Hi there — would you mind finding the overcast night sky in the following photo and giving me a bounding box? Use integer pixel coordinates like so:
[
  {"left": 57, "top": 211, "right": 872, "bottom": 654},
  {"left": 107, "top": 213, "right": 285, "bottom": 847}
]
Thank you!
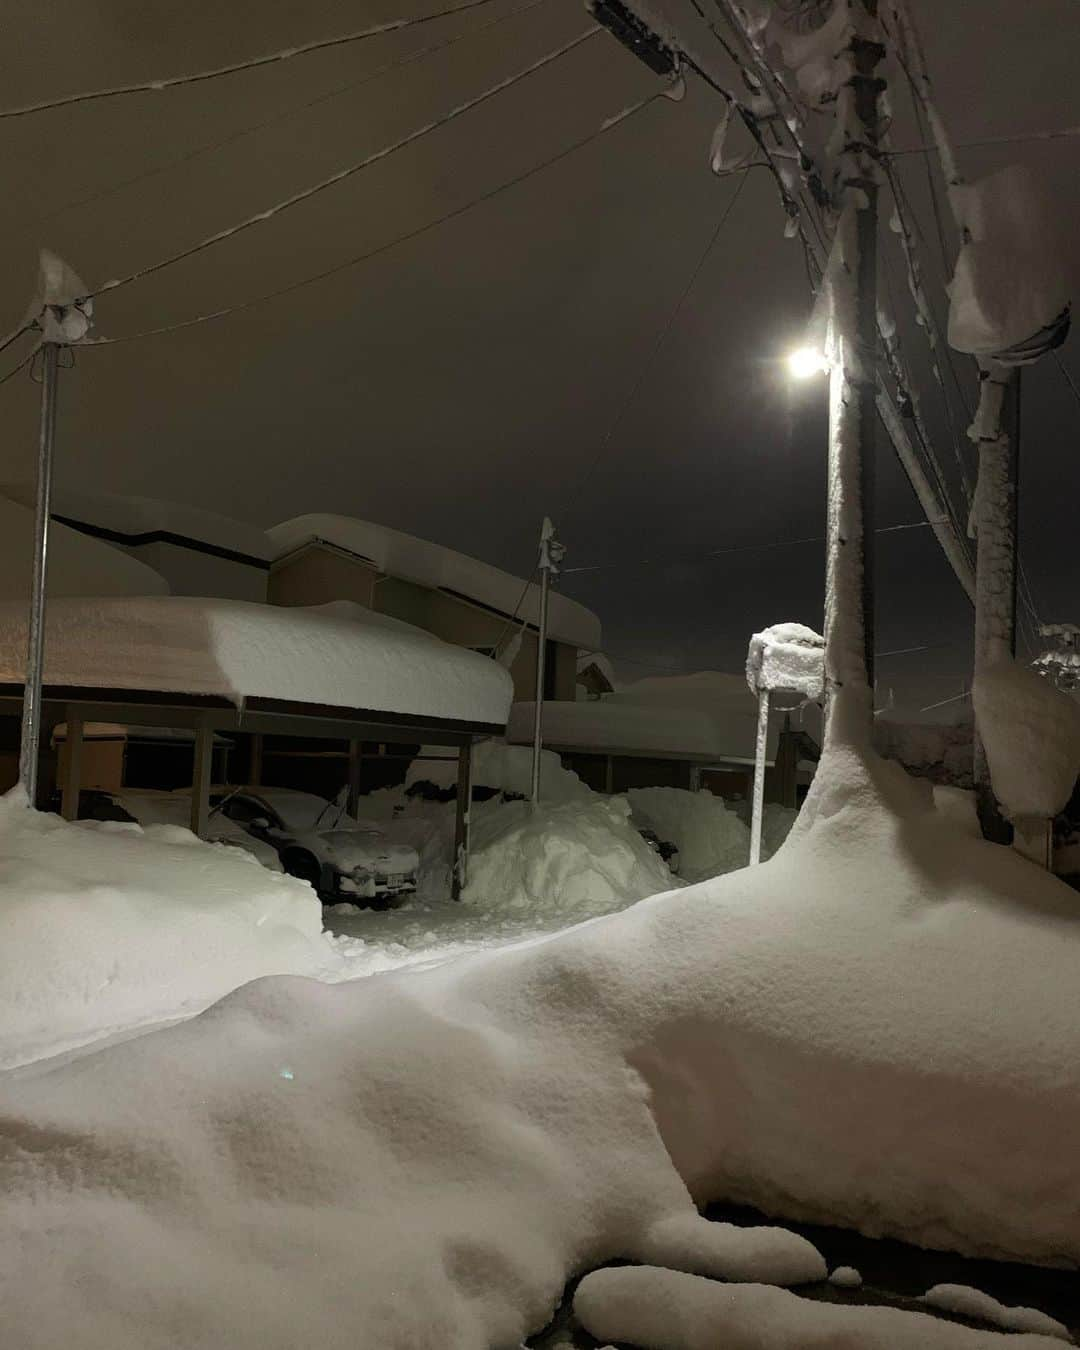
[{"left": 1, "top": 0, "right": 1078, "bottom": 711}]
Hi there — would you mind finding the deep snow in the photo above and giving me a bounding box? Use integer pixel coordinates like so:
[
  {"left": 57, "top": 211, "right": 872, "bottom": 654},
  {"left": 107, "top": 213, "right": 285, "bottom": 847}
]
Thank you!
[{"left": 2, "top": 742, "right": 1080, "bottom": 1348}]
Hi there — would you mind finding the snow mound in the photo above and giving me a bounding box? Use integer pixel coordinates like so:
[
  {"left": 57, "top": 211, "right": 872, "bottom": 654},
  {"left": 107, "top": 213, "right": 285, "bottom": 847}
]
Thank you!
[
  {"left": 4, "top": 745, "right": 1080, "bottom": 1345},
  {"left": 973, "top": 660, "right": 1080, "bottom": 817},
  {"left": 462, "top": 795, "right": 676, "bottom": 919},
  {"left": 574, "top": 1266, "right": 1063, "bottom": 1349},
  {"left": 628, "top": 787, "right": 750, "bottom": 881},
  {"left": 921, "top": 1284, "right": 1072, "bottom": 1341},
  {"left": 0, "top": 792, "right": 340, "bottom": 1068},
  {"left": 406, "top": 741, "right": 592, "bottom": 804}
]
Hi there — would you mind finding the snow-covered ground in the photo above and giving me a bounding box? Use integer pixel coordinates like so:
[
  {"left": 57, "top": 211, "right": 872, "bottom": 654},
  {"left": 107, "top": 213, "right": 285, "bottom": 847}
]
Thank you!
[{"left": 1, "top": 740, "right": 1079, "bottom": 1346}]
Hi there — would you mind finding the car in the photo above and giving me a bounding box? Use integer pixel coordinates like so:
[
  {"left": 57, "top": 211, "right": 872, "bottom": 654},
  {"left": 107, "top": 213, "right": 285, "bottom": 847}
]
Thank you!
[
  {"left": 638, "top": 826, "right": 680, "bottom": 876},
  {"left": 211, "top": 787, "right": 420, "bottom": 906}
]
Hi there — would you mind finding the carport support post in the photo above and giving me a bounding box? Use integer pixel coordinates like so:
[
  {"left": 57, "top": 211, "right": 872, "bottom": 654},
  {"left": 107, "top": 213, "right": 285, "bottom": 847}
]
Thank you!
[
  {"left": 190, "top": 724, "right": 213, "bottom": 838},
  {"left": 347, "top": 738, "right": 362, "bottom": 817},
  {"left": 19, "top": 341, "right": 60, "bottom": 807},
  {"left": 451, "top": 741, "right": 473, "bottom": 901},
  {"left": 749, "top": 689, "right": 769, "bottom": 866},
  {"left": 60, "top": 709, "right": 83, "bottom": 821},
  {"left": 249, "top": 732, "right": 263, "bottom": 786}
]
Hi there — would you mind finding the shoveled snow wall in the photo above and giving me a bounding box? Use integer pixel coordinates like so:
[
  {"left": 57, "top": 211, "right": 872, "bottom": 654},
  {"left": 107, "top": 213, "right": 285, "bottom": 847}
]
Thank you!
[
  {"left": 2, "top": 744, "right": 1080, "bottom": 1348},
  {"left": 0, "top": 792, "right": 342, "bottom": 1069}
]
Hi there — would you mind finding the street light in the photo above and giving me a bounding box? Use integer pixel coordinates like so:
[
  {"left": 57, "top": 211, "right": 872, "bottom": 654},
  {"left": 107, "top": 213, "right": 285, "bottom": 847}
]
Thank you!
[{"left": 787, "top": 346, "right": 829, "bottom": 379}]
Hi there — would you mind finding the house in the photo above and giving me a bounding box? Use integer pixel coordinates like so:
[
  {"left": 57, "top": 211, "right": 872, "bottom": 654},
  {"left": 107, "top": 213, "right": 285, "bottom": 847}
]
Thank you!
[
  {"left": 266, "top": 515, "right": 602, "bottom": 704},
  {"left": 507, "top": 671, "right": 821, "bottom": 803}
]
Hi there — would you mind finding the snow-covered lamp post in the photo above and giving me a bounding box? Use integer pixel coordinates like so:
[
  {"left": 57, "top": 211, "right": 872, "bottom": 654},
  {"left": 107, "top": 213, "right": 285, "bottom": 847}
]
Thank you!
[
  {"left": 18, "top": 252, "right": 93, "bottom": 807},
  {"left": 746, "top": 623, "right": 824, "bottom": 864}
]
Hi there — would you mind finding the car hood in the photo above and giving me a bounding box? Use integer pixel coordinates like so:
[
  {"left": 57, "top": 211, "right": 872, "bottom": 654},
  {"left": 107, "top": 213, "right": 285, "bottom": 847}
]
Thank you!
[{"left": 290, "top": 829, "right": 418, "bottom": 872}]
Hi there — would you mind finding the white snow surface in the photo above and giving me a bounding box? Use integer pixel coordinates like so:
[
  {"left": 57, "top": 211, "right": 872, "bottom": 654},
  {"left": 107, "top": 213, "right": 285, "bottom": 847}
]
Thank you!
[
  {"left": 0, "top": 494, "right": 168, "bottom": 603},
  {"left": 574, "top": 1267, "right": 1063, "bottom": 1349},
  {"left": 0, "top": 594, "right": 513, "bottom": 726},
  {"left": 973, "top": 660, "right": 1080, "bottom": 817},
  {"left": 948, "top": 165, "right": 1070, "bottom": 359},
  {"left": 746, "top": 621, "right": 825, "bottom": 699},
  {"left": 627, "top": 786, "right": 752, "bottom": 881},
  {"left": 267, "top": 512, "right": 602, "bottom": 650},
  {"left": 4, "top": 744, "right": 1080, "bottom": 1346},
  {"left": 406, "top": 741, "right": 592, "bottom": 803},
  {"left": 509, "top": 671, "right": 821, "bottom": 763},
  {"left": 921, "top": 1284, "right": 1072, "bottom": 1341},
  {"left": 0, "top": 791, "right": 340, "bottom": 1069},
  {"left": 828, "top": 1265, "right": 863, "bottom": 1288}
]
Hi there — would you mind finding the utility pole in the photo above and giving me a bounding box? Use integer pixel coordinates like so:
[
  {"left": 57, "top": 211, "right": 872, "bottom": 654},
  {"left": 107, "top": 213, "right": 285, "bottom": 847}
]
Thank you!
[
  {"left": 821, "top": 1, "right": 886, "bottom": 747},
  {"left": 530, "top": 517, "right": 565, "bottom": 804},
  {"left": 18, "top": 341, "right": 60, "bottom": 806}
]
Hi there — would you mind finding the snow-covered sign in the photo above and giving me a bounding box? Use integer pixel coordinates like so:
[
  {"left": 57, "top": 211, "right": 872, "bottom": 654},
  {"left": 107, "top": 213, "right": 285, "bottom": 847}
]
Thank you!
[
  {"left": 948, "top": 165, "right": 1071, "bottom": 364},
  {"left": 746, "top": 621, "right": 825, "bottom": 700}
]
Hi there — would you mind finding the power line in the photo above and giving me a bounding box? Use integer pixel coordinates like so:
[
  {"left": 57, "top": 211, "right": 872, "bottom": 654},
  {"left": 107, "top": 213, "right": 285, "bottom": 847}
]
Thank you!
[
  {"left": 83, "top": 87, "right": 667, "bottom": 345},
  {"left": 0, "top": 0, "right": 502, "bottom": 121},
  {"left": 36, "top": 0, "right": 550, "bottom": 224},
  {"left": 0, "top": 344, "right": 40, "bottom": 388},
  {"left": 562, "top": 168, "right": 751, "bottom": 517},
  {"left": 889, "top": 124, "right": 1080, "bottom": 158},
  {"left": 1055, "top": 350, "right": 1080, "bottom": 411},
  {"left": 563, "top": 519, "right": 938, "bottom": 576},
  {"left": 83, "top": 25, "right": 602, "bottom": 303}
]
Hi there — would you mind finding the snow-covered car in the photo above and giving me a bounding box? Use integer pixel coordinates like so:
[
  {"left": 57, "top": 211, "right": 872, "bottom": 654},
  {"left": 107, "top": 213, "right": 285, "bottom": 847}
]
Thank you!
[
  {"left": 638, "top": 827, "right": 680, "bottom": 875},
  {"left": 212, "top": 787, "right": 419, "bottom": 905}
]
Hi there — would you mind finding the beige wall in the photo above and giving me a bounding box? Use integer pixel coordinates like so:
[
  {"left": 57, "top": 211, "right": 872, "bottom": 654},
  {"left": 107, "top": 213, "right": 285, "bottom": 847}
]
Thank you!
[{"left": 269, "top": 545, "right": 579, "bottom": 701}]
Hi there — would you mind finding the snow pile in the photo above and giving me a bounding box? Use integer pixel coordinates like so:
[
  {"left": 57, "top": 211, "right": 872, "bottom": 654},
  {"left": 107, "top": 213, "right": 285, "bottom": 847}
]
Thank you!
[
  {"left": 0, "top": 791, "right": 341, "bottom": 1069},
  {"left": 0, "top": 594, "right": 513, "bottom": 727},
  {"left": 4, "top": 744, "right": 1080, "bottom": 1345},
  {"left": 574, "top": 1267, "right": 1063, "bottom": 1349},
  {"left": 973, "top": 660, "right": 1080, "bottom": 817},
  {"left": 874, "top": 712, "right": 974, "bottom": 787},
  {"left": 462, "top": 794, "right": 676, "bottom": 920},
  {"left": 921, "top": 1284, "right": 1071, "bottom": 1340},
  {"left": 948, "top": 165, "right": 1070, "bottom": 361},
  {"left": 406, "top": 741, "right": 592, "bottom": 804},
  {"left": 628, "top": 786, "right": 750, "bottom": 882},
  {"left": 746, "top": 621, "right": 824, "bottom": 699}
]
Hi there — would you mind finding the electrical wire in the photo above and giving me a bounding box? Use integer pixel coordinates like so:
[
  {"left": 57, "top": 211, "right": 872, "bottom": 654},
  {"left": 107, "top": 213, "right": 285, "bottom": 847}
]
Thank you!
[
  {"left": 84, "top": 26, "right": 602, "bottom": 303},
  {"left": 0, "top": 344, "right": 40, "bottom": 388},
  {"left": 36, "top": 0, "right": 551, "bottom": 224},
  {"left": 889, "top": 124, "right": 1080, "bottom": 158},
  {"left": 84, "top": 86, "right": 669, "bottom": 345},
  {"left": 1054, "top": 350, "right": 1080, "bottom": 411},
  {"left": 561, "top": 169, "right": 750, "bottom": 516},
  {"left": 0, "top": 0, "right": 503, "bottom": 120}
]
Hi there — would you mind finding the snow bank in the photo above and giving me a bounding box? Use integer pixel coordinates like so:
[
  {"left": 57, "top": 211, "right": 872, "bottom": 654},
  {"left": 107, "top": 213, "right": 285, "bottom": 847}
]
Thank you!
[
  {"left": 406, "top": 741, "right": 592, "bottom": 804},
  {"left": 921, "top": 1284, "right": 1071, "bottom": 1340},
  {"left": 628, "top": 786, "right": 750, "bottom": 881},
  {"left": 574, "top": 1267, "right": 1062, "bottom": 1349},
  {"left": 0, "top": 594, "right": 513, "bottom": 727},
  {"left": 0, "top": 792, "right": 339, "bottom": 1069},
  {"left": 4, "top": 744, "right": 1080, "bottom": 1346},
  {"left": 462, "top": 794, "right": 676, "bottom": 919},
  {"left": 973, "top": 660, "right": 1080, "bottom": 817}
]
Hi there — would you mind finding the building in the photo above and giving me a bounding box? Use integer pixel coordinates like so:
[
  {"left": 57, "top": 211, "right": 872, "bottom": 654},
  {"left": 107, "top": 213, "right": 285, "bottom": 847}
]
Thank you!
[{"left": 266, "top": 514, "right": 602, "bottom": 704}]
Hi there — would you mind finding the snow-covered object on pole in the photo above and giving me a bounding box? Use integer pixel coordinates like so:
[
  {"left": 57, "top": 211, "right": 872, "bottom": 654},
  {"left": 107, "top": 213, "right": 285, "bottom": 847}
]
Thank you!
[
  {"left": 746, "top": 622, "right": 824, "bottom": 863},
  {"left": 973, "top": 659, "right": 1080, "bottom": 822}
]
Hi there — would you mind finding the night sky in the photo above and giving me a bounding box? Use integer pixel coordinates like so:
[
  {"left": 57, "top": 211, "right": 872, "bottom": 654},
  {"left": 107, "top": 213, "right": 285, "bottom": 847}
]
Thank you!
[{"left": 1, "top": 0, "right": 1078, "bottom": 714}]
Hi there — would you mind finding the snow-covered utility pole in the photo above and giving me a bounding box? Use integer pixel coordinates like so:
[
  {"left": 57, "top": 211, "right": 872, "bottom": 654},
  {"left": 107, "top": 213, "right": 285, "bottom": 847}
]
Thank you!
[
  {"left": 749, "top": 688, "right": 770, "bottom": 865},
  {"left": 19, "top": 342, "right": 60, "bottom": 806},
  {"left": 17, "top": 252, "right": 93, "bottom": 807},
  {"left": 821, "top": 1, "right": 887, "bottom": 747},
  {"left": 530, "top": 518, "right": 565, "bottom": 804}
]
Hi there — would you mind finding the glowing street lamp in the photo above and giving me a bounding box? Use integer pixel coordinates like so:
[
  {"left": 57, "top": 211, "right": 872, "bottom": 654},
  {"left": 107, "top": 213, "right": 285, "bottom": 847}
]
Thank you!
[{"left": 786, "top": 346, "right": 828, "bottom": 380}]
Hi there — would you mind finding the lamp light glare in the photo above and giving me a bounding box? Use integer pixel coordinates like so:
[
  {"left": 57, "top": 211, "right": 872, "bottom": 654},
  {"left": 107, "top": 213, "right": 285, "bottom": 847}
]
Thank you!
[{"left": 787, "top": 346, "right": 828, "bottom": 379}]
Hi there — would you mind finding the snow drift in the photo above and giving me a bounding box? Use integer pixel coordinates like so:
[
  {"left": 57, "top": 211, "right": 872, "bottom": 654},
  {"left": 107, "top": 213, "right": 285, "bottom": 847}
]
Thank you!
[
  {"left": 2, "top": 743, "right": 1080, "bottom": 1347},
  {"left": 0, "top": 792, "right": 340, "bottom": 1068}
]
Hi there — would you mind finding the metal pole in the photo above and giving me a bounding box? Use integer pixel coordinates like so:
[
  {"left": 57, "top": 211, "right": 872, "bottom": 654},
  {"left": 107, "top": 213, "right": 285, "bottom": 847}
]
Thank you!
[
  {"left": 530, "top": 564, "right": 551, "bottom": 804},
  {"left": 452, "top": 740, "right": 473, "bottom": 901},
  {"left": 749, "top": 688, "right": 769, "bottom": 865},
  {"left": 19, "top": 342, "right": 60, "bottom": 806}
]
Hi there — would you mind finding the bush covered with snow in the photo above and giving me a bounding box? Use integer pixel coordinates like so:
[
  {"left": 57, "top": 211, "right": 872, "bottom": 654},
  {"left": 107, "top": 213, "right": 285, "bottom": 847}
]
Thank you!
[
  {"left": 0, "top": 792, "right": 342, "bottom": 1068},
  {"left": 973, "top": 660, "right": 1080, "bottom": 818}
]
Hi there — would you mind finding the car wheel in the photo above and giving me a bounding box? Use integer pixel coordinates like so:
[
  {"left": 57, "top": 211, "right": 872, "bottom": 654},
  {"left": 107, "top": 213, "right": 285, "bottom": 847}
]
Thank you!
[{"left": 280, "top": 849, "right": 325, "bottom": 894}]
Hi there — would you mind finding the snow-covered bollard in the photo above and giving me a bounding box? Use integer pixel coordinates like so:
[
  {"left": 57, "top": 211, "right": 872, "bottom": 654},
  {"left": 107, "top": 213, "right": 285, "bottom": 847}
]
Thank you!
[
  {"left": 973, "top": 659, "right": 1080, "bottom": 868},
  {"left": 745, "top": 623, "right": 824, "bottom": 865}
]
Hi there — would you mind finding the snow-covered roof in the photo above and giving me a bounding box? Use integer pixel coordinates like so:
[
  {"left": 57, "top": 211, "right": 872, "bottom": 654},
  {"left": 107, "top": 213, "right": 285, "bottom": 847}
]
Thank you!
[
  {"left": 1, "top": 484, "right": 274, "bottom": 564},
  {"left": 268, "top": 513, "right": 601, "bottom": 651},
  {"left": 508, "top": 672, "right": 822, "bottom": 764},
  {"left": 0, "top": 596, "right": 512, "bottom": 728},
  {"left": 0, "top": 495, "right": 168, "bottom": 603}
]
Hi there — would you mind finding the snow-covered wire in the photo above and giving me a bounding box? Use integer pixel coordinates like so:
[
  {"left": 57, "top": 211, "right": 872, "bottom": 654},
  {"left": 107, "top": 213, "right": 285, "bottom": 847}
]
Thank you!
[
  {"left": 83, "top": 26, "right": 602, "bottom": 303},
  {"left": 0, "top": 344, "right": 41, "bottom": 388},
  {"left": 562, "top": 170, "right": 751, "bottom": 517},
  {"left": 38, "top": 0, "right": 550, "bottom": 225},
  {"left": 0, "top": 0, "right": 503, "bottom": 121},
  {"left": 84, "top": 86, "right": 667, "bottom": 345},
  {"left": 0, "top": 321, "right": 34, "bottom": 360}
]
